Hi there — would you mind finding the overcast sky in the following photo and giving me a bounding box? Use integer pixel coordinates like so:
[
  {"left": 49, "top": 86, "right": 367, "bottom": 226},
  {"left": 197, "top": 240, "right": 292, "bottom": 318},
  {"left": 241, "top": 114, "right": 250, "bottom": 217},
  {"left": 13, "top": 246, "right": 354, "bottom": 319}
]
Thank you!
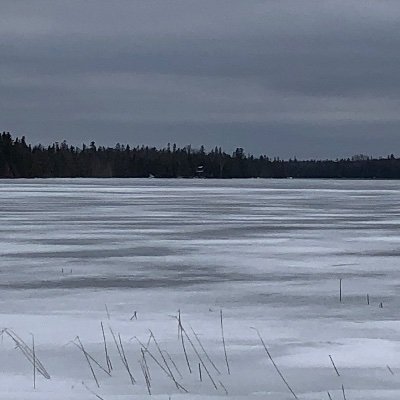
[{"left": 1, "top": 1, "right": 400, "bottom": 158}]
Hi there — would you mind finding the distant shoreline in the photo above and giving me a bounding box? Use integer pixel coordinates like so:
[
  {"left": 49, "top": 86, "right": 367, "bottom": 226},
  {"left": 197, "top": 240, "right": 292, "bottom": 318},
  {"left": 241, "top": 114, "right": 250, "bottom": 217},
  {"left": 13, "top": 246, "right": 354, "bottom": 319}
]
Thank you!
[
  {"left": 1, "top": 132, "right": 399, "bottom": 179},
  {"left": 0, "top": 177, "right": 398, "bottom": 181}
]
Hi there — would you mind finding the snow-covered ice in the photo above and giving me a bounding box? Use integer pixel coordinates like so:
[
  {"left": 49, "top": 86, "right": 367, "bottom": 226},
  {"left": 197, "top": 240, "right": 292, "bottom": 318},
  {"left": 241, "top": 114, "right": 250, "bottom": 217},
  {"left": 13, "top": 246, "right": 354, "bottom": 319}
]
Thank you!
[{"left": 1, "top": 178, "right": 400, "bottom": 399}]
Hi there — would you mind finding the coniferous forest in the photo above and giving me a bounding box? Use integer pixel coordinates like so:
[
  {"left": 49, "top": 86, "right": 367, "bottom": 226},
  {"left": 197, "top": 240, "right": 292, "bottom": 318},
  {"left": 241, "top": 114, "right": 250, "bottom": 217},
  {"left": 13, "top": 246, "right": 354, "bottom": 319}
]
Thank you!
[{"left": 1, "top": 131, "right": 400, "bottom": 179}]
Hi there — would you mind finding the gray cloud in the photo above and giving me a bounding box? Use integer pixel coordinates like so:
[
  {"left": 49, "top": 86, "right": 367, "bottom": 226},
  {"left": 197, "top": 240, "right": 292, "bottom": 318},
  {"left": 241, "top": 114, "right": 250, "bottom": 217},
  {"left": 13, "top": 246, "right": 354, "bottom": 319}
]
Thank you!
[{"left": 1, "top": 0, "right": 400, "bottom": 158}]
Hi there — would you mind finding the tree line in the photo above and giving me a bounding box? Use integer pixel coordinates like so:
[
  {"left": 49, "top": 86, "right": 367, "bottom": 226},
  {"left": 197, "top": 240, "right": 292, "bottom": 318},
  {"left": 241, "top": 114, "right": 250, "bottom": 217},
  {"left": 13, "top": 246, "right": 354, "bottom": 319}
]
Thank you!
[{"left": 0, "top": 131, "right": 399, "bottom": 179}]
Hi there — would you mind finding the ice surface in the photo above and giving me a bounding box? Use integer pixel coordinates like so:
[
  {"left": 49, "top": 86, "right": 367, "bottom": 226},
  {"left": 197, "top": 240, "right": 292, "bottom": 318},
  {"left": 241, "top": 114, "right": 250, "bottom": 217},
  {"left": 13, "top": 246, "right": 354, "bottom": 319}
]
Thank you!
[{"left": 1, "top": 178, "right": 400, "bottom": 399}]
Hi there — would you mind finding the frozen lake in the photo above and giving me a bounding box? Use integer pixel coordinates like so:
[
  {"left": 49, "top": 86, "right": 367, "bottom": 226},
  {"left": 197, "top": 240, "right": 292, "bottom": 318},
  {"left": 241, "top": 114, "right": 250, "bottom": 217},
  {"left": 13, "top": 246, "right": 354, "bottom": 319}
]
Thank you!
[{"left": 1, "top": 178, "right": 400, "bottom": 399}]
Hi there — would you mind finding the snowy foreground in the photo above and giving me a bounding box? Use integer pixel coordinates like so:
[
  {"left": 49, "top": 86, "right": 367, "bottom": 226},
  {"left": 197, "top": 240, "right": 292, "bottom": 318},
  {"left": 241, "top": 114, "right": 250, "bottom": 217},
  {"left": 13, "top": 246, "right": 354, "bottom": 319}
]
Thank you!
[{"left": 1, "top": 179, "right": 400, "bottom": 400}]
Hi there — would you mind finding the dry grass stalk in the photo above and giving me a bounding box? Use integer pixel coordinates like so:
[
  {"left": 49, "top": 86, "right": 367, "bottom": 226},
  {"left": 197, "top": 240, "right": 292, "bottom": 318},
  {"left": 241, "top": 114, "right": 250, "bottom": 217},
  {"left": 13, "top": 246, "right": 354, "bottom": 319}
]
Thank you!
[
  {"left": 176, "top": 318, "right": 218, "bottom": 390},
  {"left": 329, "top": 355, "right": 340, "bottom": 377},
  {"left": 31, "top": 334, "right": 36, "bottom": 389},
  {"left": 163, "top": 349, "right": 182, "bottom": 379},
  {"left": 72, "top": 340, "right": 111, "bottom": 377},
  {"left": 190, "top": 326, "right": 221, "bottom": 375},
  {"left": 220, "top": 310, "right": 230, "bottom": 375},
  {"left": 4, "top": 329, "right": 50, "bottom": 380},
  {"left": 100, "top": 322, "right": 112, "bottom": 372},
  {"left": 76, "top": 336, "right": 100, "bottom": 388},
  {"left": 139, "top": 359, "right": 152, "bottom": 395},
  {"left": 142, "top": 349, "right": 152, "bottom": 381},
  {"left": 175, "top": 315, "right": 192, "bottom": 374},
  {"left": 253, "top": 328, "right": 298, "bottom": 399},
  {"left": 82, "top": 381, "right": 106, "bottom": 400},
  {"left": 105, "top": 304, "right": 110, "bottom": 320},
  {"left": 342, "top": 384, "right": 347, "bottom": 400},
  {"left": 219, "top": 380, "right": 229, "bottom": 395},
  {"left": 149, "top": 330, "right": 177, "bottom": 381},
  {"left": 178, "top": 309, "right": 182, "bottom": 339},
  {"left": 118, "top": 333, "right": 136, "bottom": 384},
  {"left": 135, "top": 336, "right": 188, "bottom": 393},
  {"left": 109, "top": 328, "right": 136, "bottom": 384},
  {"left": 198, "top": 362, "right": 202, "bottom": 381},
  {"left": 130, "top": 311, "right": 138, "bottom": 320}
]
